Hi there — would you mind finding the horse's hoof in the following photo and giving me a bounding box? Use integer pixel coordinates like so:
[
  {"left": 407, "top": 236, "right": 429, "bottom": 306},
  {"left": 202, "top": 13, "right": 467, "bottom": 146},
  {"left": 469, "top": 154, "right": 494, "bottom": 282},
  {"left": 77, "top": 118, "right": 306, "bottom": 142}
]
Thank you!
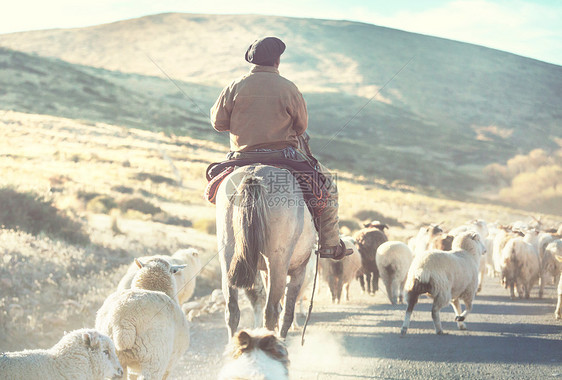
[
  {"left": 400, "top": 328, "right": 407, "bottom": 336},
  {"left": 459, "top": 325, "right": 467, "bottom": 331},
  {"left": 436, "top": 330, "right": 446, "bottom": 335}
]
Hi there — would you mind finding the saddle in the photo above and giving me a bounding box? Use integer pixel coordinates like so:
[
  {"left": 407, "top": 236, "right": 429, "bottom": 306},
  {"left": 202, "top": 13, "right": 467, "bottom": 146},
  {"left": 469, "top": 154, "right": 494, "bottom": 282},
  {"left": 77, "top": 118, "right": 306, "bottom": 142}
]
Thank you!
[{"left": 204, "top": 157, "right": 331, "bottom": 219}]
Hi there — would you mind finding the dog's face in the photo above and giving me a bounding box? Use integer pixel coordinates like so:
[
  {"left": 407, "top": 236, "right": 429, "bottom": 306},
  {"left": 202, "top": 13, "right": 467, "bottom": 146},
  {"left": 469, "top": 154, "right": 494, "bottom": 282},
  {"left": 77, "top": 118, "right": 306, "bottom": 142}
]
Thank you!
[
  {"left": 231, "top": 329, "right": 288, "bottom": 363},
  {"left": 220, "top": 329, "right": 290, "bottom": 380}
]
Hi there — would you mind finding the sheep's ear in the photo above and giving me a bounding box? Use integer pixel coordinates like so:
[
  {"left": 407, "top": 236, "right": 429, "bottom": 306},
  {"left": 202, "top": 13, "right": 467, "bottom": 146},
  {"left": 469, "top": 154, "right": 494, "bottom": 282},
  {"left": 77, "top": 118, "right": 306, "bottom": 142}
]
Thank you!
[
  {"left": 381, "top": 224, "right": 389, "bottom": 230},
  {"left": 363, "top": 222, "right": 371, "bottom": 228},
  {"left": 470, "top": 232, "right": 480, "bottom": 241},
  {"left": 171, "top": 264, "right": 186, "bottom": 274},
  {"left": 236, "top": 330, "right": 252, "bottom": 351},
  {"left": 135, "top": 258, "right": 144, "bottom": 269},
  {"left": 83, "top": 331, "right": 100, "bottom": 349}
]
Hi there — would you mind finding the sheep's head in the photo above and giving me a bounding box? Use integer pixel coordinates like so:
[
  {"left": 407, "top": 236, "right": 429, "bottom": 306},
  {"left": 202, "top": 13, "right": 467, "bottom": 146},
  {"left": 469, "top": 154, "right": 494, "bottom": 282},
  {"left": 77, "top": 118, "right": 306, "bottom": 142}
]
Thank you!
[
  {"left": 452, "top": 231, "right": 485, "bottom": 257},
  {"left": 427, "top": 224, "right": 443, "bottom": 236},
  {"left": 58, "top": 330, "right": 122, "bottom": 379},
  {"left": 83, "top": 330, "right": 123, "bottom": 380},
  {"left": 132, "top": 258, "right": 186, "bottom": 299}
]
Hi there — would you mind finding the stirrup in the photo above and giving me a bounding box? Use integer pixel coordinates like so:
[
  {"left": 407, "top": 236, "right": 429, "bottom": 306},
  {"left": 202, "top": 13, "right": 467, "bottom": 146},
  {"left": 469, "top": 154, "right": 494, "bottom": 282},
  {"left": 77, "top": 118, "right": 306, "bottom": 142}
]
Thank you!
[{"left": 317, "top": 240, "right": 353, "bottom": 260}]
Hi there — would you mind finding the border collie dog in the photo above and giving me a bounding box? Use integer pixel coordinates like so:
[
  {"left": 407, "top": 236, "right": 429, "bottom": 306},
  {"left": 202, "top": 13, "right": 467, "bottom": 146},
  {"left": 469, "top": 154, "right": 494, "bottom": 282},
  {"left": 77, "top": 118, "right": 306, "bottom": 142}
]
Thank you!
[{"left": 218, "top": 329, "right": 289, "bottom": 380}]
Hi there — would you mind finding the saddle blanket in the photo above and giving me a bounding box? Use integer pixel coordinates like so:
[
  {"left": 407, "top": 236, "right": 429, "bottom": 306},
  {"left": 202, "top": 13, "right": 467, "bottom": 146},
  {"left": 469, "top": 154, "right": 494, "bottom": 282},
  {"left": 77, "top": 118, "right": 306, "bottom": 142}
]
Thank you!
[{"left": 204, "top": 158, "right": 331, "bottom": 218}]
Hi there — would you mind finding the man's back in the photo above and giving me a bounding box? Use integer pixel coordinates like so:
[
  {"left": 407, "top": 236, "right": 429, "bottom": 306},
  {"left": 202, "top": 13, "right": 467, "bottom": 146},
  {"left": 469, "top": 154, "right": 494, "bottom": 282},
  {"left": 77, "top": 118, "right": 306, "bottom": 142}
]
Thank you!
[{"left": 211, "top": 65, "right": 307, "bottom": 152}]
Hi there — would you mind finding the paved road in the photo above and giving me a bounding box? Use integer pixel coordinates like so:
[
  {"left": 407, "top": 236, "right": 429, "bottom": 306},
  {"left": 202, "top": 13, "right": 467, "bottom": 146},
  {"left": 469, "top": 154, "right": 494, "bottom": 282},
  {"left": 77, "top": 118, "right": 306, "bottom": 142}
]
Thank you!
[{"left": 172, "top": 275, "right": 562, "bottom": 379}]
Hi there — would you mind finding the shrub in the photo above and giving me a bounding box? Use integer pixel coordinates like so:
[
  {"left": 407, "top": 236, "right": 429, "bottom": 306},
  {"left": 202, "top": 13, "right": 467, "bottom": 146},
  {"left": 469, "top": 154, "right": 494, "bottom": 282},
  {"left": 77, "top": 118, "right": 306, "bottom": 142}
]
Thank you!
[
  {"left": 193, "top": 218, "right": 216, "bottom": 235},
  {"left": 339, "top": 219, "right": 361, "bottom": 232},
  {"left": 111, "top": 185, "right": 134, "bottom": 194},
  {"left": 118, "top": 197, "right": 162, "bottom": 215},
  {"left": 0, "top": 187, "right": 89, "bottom": 245},
  {"left": 133, "top": 172, "right": 176, "bottom": 185},
  {"left": 86, "top": 195, "right": 117, "bottom": 214},
  {"left": 353, "top": 209, "right": 404, "bottom": 227},
  {"left": 152, "top": 213, "right": 192, "bottom": 227}
]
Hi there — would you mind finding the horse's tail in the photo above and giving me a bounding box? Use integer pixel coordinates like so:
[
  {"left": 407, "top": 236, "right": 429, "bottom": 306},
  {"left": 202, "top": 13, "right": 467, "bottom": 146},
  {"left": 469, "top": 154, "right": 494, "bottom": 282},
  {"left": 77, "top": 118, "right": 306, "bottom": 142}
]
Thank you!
[{"left": 228, "top": 175, "right": 268, "bottom": 288}]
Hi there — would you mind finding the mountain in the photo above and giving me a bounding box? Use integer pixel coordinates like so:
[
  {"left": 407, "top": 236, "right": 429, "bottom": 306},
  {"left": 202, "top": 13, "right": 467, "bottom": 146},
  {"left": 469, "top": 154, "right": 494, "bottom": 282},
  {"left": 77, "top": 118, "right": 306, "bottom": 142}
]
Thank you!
[{"left": 1, "top": 13, "right": 561, "bottom": 199}]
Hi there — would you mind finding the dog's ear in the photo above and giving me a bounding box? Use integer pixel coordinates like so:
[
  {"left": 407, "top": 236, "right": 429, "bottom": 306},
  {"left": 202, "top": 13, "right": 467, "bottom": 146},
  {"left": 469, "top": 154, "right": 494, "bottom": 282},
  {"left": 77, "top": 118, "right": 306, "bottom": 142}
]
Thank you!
[
  {"left": 258, "top": 334, "right": 288, "bottom": 362},
  {"left": 236, "top": 330, "right": 253, "bottom": 351}
]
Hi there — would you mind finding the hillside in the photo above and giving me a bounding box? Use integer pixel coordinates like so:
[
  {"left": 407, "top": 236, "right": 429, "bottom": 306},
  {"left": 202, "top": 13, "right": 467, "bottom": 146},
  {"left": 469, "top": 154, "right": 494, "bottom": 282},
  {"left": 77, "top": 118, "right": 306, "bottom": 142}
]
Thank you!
[{"left": 1, "top": 13, "right": 561, "bottom": 201}]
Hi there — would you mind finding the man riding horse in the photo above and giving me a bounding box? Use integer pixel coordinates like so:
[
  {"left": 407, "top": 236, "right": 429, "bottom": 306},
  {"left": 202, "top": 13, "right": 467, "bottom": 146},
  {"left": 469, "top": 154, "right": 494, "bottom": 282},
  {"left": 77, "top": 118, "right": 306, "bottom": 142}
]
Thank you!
[{"left": 210, "top": 36, "right": 352, "bottom": 260}]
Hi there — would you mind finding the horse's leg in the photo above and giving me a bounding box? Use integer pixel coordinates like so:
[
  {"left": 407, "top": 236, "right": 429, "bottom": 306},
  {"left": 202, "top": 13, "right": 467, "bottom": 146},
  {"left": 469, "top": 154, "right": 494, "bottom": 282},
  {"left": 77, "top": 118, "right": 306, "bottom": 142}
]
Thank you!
[
  {"left": 222, "top": 283, "right": 240, "bottom": 338},
  {"left": 366, "top": 272, "right": 372, "bottom": 294},
  {"left": 280, "top": 266, "right": 307, "bottom": 337},
  {"left": 245, "top": 276, "right": 265, "bottom": 329},
  {"left": 264, "top": 264, "right": 287, "bottom": 333}
]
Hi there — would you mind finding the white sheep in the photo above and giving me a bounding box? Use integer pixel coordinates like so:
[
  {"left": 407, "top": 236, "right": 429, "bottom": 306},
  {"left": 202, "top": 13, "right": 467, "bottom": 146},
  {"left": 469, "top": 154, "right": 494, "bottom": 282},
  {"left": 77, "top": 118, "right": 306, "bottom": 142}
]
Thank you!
[
  {"left": 537, "top": 233, "right": 557, "bottom": 294},
  {"left": 0, "top": 328, "right": 123, "bottom": 380},
  {"left": 449, "top": 220, "right": 489, "bottom": 293},
  {"left": 320, "top": 236, "right": 362, "bottom": 304},
  {"left": 554, "top": 254, "right": 562, "bottom": 319},
  {"left": 218, "top": 328, "right": 289, "bottom": 380},
  {"left": 376, "top": 241, "right": 413, "bottom": 305},
  {"left": 96, "top": 257, "right": 190, "bottom": 379},
  {"left": 407, "top": 223, "right": 444, "bottom": 257},
  {"left": 492, "top": 226, "right": 523, "bottom": 277},
  {"left": 449, "top": 219, "right": 489, "bottom": 240},
  {"left": 118, "top": 248, "right": 201, "bottom": 305},
  {"left": 401, "top": 231, "right": 485, "bottom": 336},
  {"left": 500, "top": 237, "right": 540, "bottom": 299}
]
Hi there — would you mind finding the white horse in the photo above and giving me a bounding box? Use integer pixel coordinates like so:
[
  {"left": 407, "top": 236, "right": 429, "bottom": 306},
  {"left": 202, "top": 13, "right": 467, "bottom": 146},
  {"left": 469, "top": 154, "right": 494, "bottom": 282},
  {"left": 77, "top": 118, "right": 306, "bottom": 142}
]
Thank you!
[{"left": 216, "top": 164, "right": 316, "bottom": 338}]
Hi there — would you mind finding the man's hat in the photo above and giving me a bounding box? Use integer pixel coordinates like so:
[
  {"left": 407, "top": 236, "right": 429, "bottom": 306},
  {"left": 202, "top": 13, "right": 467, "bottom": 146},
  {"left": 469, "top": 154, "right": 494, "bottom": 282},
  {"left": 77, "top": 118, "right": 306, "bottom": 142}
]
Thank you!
[{"left": 245, "top": 37, "right": 286, "bottom": 66}]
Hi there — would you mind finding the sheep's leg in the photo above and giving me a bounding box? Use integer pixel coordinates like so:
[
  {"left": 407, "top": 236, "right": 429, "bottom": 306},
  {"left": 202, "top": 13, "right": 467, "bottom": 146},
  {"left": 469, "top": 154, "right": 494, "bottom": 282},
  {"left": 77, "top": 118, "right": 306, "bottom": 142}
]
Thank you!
[
  {"left": 555, "top": 294, "right": 562, "bottom": 320},
  {"left": 401, "top": 291, "right": 420, "bottom": 336},
  {"left": 538, "top": 273, "right": 545, "bottom": 299},
  {"left": 509, "top": 283, "right": 516, "bottom": 300},
  {"left": 344, "top": 282, "right": 351, "bottom": 302},
  {"left": 515, "top": 282, "right": 524, "bottom": 299},
  {"left": 372, "top": 269, "right": 379, "bottom": 293},
  {"left": 384, "top": 278, "right": 395, "bottom": 305},
  {"left": 336, "top": 276, "right": 343, "bottom": 304},
  {"left": 328, "top": 275, "right": 338, "bottom": 303},
  {"left": 399, "top": 279, "right": 407, "bottom": 304},
  {"left": 477, "top": 268, "right": 484, "bottom": 293},
  {"left": 431, "top": 293, "right": 449, "bottom": 335},
  {"left": 280, "top": 266, "right": 306, "bottom": 337},
  {"left": 357, "top": 273, "right": 366, "bottom": 293},
  {"left": 451, "top": 298, "right": 467, "bottom": 330}
]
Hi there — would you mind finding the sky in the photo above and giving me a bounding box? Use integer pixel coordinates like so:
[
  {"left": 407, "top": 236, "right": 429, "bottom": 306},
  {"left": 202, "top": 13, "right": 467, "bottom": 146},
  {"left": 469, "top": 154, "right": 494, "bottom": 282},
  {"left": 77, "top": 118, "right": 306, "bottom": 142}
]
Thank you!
[{"left": 1, "top": 0, "right": 561, "bottom": 66}]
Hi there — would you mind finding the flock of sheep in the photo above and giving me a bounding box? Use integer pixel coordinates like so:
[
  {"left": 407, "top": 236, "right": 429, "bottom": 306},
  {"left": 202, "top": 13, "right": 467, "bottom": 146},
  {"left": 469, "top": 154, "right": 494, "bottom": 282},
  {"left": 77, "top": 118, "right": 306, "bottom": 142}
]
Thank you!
[
  {"left": 347, "top": 218, "right": 562, "bottom": 335},
  {"left": 0, "top": 249, "right": 201, "bottom": 379},
  {"left": 1, "top": 217, "right": 561, "bottom": 379}
]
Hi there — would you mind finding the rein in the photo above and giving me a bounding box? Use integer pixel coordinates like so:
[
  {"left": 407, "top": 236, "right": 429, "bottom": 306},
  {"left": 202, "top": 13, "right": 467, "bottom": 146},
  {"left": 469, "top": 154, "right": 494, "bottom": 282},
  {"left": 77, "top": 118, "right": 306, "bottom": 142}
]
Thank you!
[{"left": 301, "top": 217, "right": 321, "bottom": 346}]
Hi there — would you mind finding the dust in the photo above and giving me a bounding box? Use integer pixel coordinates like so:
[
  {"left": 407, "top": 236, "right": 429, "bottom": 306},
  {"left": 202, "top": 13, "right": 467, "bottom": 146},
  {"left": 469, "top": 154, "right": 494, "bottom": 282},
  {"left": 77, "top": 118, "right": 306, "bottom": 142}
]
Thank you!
[{"left": 287, "top": 328, "right": 346, "bottom": 377}]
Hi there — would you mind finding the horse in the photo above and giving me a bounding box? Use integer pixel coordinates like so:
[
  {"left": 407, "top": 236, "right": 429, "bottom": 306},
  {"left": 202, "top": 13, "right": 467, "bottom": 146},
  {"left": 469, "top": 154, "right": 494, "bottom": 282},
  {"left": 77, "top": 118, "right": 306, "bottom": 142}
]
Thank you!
[{"left": 216, "top": 164, "right": 317, "bottom": 338}]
